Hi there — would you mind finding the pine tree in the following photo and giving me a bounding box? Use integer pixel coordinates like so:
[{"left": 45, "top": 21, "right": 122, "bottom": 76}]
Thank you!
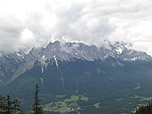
[
  {"left": 0, "top": 95, "right": 5, "bottom": 113},
  {"left": 0, "top": 94, "right": 23, "bottom": 114},
  {"left": 32, "top": 84, "right": 43, "bottom": 114},
  {"left": 6, "top": 95, "right": 13, "bottom": 114},
  {"left": 12, "top": 99, "right": 22, "bottom": 114},
  {"left": 132, "top": 102, "right": 152, "bottom": 114}
]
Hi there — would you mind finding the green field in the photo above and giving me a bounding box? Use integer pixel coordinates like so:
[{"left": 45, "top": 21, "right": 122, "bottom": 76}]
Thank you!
[{"left": 43, "top": 95, "right": 88, "bottom": 111}]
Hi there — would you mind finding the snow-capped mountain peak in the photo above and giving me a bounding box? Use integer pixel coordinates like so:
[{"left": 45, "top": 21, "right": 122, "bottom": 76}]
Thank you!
[{"left": 0, "top": 41, "right": 151, "bottom": 86}]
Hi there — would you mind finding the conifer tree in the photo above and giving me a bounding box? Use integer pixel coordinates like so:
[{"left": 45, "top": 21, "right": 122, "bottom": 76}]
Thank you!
[
  {"left": 0, "top": 95, "right": 5, "bottom": 113},
  {"left": 6, "top": 95, "right": 13, "bottom": 114},
  {"left": 12, "top": 99, "right": 21, "bottom": 114},
  {"left": 132, "top": 102, "right": 152, "bottom": 114},
  {"left": 32, "top": 84, "right": 43, "bottom": 114},
  {"left": 0, "top": 94, "right": 22, "bottom": 114}
]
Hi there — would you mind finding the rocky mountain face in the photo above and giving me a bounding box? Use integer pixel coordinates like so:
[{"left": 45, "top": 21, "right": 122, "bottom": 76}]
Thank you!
[
  {"left": 21, "top": 41, "right": 152, "bottom": 62},
  {"left": 0, "top": 41, "right": 151, "bottom": 86},
  {"left": 0, "top": 51, "right": 25, "bottom": 86}
]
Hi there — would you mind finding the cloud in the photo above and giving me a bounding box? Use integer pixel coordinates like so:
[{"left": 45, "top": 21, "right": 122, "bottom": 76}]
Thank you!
[
  {"left": 0, "top": 17, "right": 24, "bottom": 52},
  {"left": 0, "top": 0, "right": 152, "bottom": 55}
]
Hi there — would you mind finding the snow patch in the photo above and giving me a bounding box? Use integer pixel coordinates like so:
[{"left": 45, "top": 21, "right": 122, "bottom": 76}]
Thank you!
[
  {"left": 115, "top": 47, "right": 123, "bottom": 54},
  {"left": 131, "top": 57, "right": 138, "bottom": 61},
  {"left": 16, "top": 52, "right": 23, "bottom": 57},
  {"left": 41, "top": 55, "right": 46, "bottom": 59},
  {"left": 40, "top": 55, "right": 49, "bottom": 73},
  {"left": 53, "top": 55, "right": 64, "bottom": 87},
  {"left": 40, "top": 78, "right": 44, "bottom": 84},
  {"left": 54, "top": 55, "right": 59, "bottom": 67}
]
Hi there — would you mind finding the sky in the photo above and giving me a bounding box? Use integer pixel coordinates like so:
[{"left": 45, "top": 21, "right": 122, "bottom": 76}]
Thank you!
[{"left": 0, "top": 0, "right": 152, "bottom": 55}]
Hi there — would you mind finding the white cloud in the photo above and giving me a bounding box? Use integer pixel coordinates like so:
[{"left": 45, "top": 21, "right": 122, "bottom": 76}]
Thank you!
[
  {"left": 20, "top": 29, "right": 35, "bottom": 44},
  {"left": 0, "top": 0, "right": 152, "bottom": 55}
]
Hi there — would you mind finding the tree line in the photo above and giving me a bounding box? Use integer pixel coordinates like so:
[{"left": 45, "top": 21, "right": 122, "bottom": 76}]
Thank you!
[
  {"left": 132, "top": 102, "right": 152, "bottom": 114},
  {"left": 0, "top": 84, "right": 43, "bottom": 114}
]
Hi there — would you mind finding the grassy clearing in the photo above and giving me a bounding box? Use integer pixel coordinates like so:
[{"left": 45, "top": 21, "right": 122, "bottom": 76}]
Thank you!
[
  {"left": 56, "top": 95, "right": 66, "bottom": 98},
  {"left": 64, "top": 95, "right": 88, "bottom": 102},
  {"left": 132, "top": 95, "right": 152, "bottom": 101},
  {"left": 94, "top": 103, "right": 100, "bottom": 108},
  {"left": 43, "top": 95, "right": 88, "bottom": 110},
  {"left": 43, "top": 102, "right": 67, "bottom": 110}
]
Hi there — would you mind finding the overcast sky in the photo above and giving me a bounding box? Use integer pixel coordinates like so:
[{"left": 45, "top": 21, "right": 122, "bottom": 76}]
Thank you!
[{"left": 0, "top": 0, "right": 152, "bottom": 55}]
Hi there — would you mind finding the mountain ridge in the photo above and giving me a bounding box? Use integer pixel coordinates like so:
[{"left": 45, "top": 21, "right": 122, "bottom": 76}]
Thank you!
[{"left": 0, "top": 40, "right": 151, "bottom": 86}]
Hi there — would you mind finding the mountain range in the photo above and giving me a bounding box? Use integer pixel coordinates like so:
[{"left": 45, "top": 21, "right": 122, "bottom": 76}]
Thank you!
[
  {"left": 0, "top": 41, "right": 152, "bottom": 114},
  {"left": 0, "top": 41, "right": 151, "bottom": 86}
]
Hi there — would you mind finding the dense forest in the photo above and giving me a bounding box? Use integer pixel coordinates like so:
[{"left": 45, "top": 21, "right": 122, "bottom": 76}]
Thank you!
[
  {"left": 132, "top": 102, "right": 152, "bottom": 114},
  {"left": 1, "top": 85, "right": 152, "bottom": 114}
]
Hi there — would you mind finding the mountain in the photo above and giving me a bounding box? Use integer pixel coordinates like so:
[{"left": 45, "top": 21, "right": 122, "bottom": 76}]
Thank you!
[
  {"left": 28, "top": 41, "right": 151, "bottom": 62},
  {"left": 0, "top": 51, "right": 25, "bottom": 86},
  {"left": 2, "top": 57, "right": 152, "bottom": 114},
  {"left": 0, "top": 41, "right": 152, "bottom": 114},
  {"left": 3, "top": 41, "right": 150, "bottom": 85}
]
